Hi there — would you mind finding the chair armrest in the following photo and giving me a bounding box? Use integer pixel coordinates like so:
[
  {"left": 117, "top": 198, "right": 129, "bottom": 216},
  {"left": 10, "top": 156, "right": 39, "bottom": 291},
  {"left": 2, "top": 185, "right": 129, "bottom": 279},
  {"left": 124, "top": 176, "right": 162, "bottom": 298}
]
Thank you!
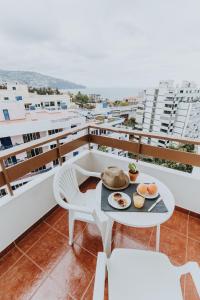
[
  {"left": 55, "top": 200, "right": 93, "bottom": 214},
  {"left": 176, "top": 262, "right": 200, "bottom": 296},
  {"left": 93, "top": 252, "right": 107, "bottom": 300},
  {"left": 74, "top": 164, "right": 101, "bottom": 178},
  {"left": 68, "top": 203, "right": 93, "bottom": 214}
]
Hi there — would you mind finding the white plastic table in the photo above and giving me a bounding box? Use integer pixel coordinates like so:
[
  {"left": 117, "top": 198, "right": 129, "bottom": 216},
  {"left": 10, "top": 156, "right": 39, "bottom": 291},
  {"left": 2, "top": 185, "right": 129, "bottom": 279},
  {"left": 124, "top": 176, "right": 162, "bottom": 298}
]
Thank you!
[{"left": 97, "top": 172, "right": 175, "bottom": 255}]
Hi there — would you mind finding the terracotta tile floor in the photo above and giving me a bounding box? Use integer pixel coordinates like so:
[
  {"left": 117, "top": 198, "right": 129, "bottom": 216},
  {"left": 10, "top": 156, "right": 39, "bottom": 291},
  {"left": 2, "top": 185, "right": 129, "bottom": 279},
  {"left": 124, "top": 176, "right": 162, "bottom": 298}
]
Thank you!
[{"left": 0, "top": 177, "right": 199, "bottom": 300}]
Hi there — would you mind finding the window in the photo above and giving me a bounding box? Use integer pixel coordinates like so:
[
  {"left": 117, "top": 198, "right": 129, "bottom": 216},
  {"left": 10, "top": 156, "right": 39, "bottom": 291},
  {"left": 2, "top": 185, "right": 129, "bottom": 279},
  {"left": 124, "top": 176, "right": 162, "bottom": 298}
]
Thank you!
[
  {"left": 100, "top": 129, "right": 106, "bottom": 134},
  {"left": 12, "top": 182, "right": 27, "bottom": 191},
  {"left": 50, "top": 102, "right": 55, "bottom": 106},
  {"left": 161, "top": 123, "right": 168, "bottom": 127},
  {"left": 16, "top": 96, "right": 22, "bottom": 101},
  {"left": 23, "top": 132, "right": 40, "bottom": 143},
  {"left": 5, "top": 156, "right": 17, "bottom": 167},
  {"left": 27, "top": 147, "right": 43, "bottom": 158},
  {"left": 165, "top": 104, "right": 173, "bottom": 108},
  {"left": 180, "top": 90, "right": 183, "bottom": 93},
  {"left": 50, "top": 144, "right": 59, "bottom": 166},
  {"left": 163, "top": 110, "right": 171, "bottom": 114},
  {"left": 48, "top": 129, "right": 62, "bottom": 135},
  {"left": 160, "top": 129, "right": 167, "bottom": 133},
  {"left": 3, "top": 109, "right": 10, "bottom": 120},
  {"left": 26, "top": 147, "right": 46, "bottom": 173},
  {"left": 24, "top": 103, "right": 31, "bottom": 109},
  {"left": 4, "top": 97, "right": 9, "bottom": 100},
  {"left": 12, "top": 87, "right": 16, "bottom": 90},
  {"left": 0, "top": 188, "right": 7, "bottom": 198},
  {"left": 73, "top": 151, "right": 79, "bottom": 157}
]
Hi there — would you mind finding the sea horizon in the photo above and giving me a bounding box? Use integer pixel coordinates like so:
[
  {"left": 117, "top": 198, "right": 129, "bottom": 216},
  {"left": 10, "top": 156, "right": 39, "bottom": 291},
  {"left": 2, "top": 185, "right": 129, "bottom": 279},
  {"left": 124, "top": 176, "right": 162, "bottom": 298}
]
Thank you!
[{"left": 65, "top": 86, "right": 143, "bottom": 100}]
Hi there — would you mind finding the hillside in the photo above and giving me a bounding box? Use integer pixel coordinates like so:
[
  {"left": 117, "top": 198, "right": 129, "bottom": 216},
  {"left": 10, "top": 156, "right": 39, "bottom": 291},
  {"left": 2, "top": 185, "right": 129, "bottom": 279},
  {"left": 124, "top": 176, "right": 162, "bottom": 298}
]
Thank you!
[{"left": 0, "top": 69, "right": 85, "bottom": 89}]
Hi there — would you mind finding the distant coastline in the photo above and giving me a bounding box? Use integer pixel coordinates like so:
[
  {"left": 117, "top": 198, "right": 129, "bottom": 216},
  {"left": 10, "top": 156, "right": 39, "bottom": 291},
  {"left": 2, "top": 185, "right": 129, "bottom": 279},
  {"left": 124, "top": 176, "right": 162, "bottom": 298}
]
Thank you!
[{"left": 65, "top": 87, "right": 142, "bottom": 100}]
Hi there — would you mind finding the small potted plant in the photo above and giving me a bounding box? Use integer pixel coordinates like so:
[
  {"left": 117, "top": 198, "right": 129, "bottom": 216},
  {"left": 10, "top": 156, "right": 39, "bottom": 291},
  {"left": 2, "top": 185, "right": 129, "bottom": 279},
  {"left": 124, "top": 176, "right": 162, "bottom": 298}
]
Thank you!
[{"left": 128, "top": 162, "right": 139, "bottom": 182}]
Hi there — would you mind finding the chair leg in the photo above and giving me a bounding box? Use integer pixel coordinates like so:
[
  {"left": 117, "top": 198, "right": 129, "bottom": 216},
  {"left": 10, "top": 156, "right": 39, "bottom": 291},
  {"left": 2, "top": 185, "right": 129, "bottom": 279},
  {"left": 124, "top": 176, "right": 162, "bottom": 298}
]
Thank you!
[
  {"left": 103, "top": 218, "right": 114, "bottom": 257},
  {"left": 68, "top": 211, "right": 74, "bottom": 246},
  {"left": 156, "top": 224, "right": 160, "bottom": 252}
]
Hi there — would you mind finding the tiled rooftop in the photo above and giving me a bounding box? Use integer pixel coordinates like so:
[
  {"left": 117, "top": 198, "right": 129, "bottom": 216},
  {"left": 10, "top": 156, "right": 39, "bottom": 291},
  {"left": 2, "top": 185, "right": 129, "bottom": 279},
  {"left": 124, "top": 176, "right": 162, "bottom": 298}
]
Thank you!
[{"left": 0, "top": 177, "right": 199, "bottom": 300}]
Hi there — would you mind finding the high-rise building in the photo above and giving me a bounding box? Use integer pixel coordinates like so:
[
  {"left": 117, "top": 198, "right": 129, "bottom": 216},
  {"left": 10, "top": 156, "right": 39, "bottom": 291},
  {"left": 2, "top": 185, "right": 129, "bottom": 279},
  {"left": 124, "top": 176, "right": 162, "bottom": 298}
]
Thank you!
[{"left": 136, "top": 80, "right": 200, "bottom": 147}]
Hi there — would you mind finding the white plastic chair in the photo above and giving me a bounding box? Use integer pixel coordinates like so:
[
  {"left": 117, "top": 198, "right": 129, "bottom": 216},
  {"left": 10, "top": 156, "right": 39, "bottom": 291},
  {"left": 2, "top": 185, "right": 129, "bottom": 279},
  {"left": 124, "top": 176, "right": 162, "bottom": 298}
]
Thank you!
[
  {"left": 93, "top": 249, "right": 200, "bottom": 300},
  {"left": 53, "top": 162, "right": 109, "bottom": 250}
]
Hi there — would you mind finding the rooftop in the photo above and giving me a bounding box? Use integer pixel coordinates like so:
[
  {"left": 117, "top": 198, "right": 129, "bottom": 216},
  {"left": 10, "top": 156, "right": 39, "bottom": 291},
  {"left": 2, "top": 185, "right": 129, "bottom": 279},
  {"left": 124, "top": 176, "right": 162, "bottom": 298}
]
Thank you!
[{"left": 0, "top": 110, "right": 82, "bottom": 125}]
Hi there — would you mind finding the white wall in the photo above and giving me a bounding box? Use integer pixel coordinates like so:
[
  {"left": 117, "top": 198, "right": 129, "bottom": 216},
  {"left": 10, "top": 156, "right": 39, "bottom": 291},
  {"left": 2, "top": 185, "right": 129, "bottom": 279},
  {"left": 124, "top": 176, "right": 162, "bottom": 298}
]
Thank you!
[
  {"left": 0, "top": 102, "right": 25, "bottom": 121},
  {"left": 0, "top": 170, "right": 55, "bottom": 252},
  {"left": 0, "top": 150, "right": 199, "bottom": 252},
  {"left": 0, "top": 152, "right": 87, "bottom": 252},
  {"left": 0, "top": 116, "right": 85, "bottom": 138}
]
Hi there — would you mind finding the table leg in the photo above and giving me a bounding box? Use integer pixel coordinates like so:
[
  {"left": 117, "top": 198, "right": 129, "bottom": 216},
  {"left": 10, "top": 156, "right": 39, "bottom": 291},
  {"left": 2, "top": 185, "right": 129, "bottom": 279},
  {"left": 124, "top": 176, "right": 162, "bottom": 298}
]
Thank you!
[
  {"left": 104, "top": 218, "right": 114, "bottom": 257},
  {"left": 156, "top": 225, "right": 160, "bottom": 252}
]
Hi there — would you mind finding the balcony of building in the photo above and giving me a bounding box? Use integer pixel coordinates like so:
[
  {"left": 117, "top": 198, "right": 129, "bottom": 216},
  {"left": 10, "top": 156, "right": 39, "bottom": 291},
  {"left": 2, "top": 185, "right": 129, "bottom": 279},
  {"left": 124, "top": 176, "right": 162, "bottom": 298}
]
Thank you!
[{"left": 0, "top": 124, "right": 199, "bottom": 299}]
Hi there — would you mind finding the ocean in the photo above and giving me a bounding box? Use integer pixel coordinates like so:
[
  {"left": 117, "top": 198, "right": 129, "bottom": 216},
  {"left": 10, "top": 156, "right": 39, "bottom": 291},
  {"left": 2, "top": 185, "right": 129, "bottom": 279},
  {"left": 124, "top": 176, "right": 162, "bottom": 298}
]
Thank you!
[{"left": 65, "top": 87, "right": 142, "bottom": 100}]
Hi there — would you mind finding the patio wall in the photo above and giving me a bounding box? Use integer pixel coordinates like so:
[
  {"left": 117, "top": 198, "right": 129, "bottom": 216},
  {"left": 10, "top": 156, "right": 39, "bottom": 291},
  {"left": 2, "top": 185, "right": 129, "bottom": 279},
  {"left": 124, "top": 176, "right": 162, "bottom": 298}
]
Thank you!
[
  {"left": 0, "top": 150, "right": 199, "bottom": 252},
  {"left": 0, "top": 152, "right": 87, "bottom": 252}
]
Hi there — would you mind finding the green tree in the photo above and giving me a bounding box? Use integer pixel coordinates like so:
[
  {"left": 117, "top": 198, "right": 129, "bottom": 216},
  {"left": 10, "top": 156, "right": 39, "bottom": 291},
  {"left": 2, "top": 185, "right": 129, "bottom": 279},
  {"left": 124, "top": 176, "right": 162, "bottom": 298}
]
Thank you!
[
  {"left": 28, "top": 86, "right": 61, "bottom": 95},
  {"left": 72, "top": 91, "right": 89, "bottom": 107},
  {"left": 124, "top": 117, "right": 136, "bottom": 129}
]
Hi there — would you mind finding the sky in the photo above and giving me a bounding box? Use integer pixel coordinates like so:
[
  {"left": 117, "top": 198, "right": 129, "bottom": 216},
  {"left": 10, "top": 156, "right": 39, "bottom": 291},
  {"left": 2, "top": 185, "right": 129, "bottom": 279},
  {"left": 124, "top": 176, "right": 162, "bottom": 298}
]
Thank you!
[{"left": 0, "top": 0, "right": 200, "bottom": 87}]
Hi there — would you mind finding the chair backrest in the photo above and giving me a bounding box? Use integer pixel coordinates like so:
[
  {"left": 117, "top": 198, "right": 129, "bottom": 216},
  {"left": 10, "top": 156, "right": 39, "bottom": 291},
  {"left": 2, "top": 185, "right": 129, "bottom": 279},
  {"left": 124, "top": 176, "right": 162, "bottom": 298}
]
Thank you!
[
  {"left": 107, "top": 249, "right": 183, "bottom": 300},
  {"left": 53, "top": 163, "right": 80, "bottom": 208}
]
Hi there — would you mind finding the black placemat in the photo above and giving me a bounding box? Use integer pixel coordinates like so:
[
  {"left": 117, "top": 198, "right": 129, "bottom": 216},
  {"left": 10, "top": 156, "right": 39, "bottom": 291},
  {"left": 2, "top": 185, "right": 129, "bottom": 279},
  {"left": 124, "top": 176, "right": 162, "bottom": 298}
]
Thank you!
[{"left": 101, "top": 183, "right": 168, "bottom": 213}]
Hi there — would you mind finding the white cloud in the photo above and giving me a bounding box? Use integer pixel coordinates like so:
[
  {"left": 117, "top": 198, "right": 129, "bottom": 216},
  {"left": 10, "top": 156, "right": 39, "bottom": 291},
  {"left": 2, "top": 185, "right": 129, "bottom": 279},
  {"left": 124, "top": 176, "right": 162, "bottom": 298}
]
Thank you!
[{"left": 0, "top": 0, "right": 200, "bottom": 87}]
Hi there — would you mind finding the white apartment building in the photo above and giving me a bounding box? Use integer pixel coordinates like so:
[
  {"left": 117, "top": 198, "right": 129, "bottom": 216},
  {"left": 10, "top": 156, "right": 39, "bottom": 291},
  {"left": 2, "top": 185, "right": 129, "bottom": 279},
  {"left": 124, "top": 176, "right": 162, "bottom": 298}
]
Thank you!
[
  {"left": 0, "top": 82, "right": 86, "bottom": 197},
  {"left": 136, "top": 80, "right": 200, "bottom": 147},
  {"left": 0, "top": 82, "right": 71, "bottom": 121},
  {"left": 0, "top": 82, "right": 131, "bottom": 198}
]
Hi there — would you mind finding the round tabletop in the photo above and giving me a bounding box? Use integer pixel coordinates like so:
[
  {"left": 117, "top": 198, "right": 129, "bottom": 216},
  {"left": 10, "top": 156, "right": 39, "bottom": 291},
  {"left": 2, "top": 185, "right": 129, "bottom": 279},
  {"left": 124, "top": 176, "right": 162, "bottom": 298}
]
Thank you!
[{"left": 97, "top": 172, "right": 175, "bottom": 228}]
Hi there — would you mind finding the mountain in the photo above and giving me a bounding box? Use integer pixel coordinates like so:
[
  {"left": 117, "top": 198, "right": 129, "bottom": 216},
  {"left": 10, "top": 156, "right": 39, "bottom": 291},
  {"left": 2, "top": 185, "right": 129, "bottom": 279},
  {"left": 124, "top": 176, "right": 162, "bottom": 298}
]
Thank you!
[{"left": 0, "top": 69, "right": 85, "bottom": 89}]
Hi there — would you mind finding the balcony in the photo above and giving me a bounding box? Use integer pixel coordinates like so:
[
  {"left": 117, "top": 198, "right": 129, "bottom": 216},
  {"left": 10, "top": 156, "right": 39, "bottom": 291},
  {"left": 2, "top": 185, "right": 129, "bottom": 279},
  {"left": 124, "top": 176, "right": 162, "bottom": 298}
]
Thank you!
[{"left": 0, "top": 124, "right": 199, "bottom": 299}]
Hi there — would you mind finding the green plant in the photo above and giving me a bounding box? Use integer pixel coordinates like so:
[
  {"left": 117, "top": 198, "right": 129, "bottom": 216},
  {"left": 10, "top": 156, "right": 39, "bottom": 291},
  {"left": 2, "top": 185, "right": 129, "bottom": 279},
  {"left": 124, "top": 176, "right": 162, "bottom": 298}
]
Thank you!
[
  {"left": 98, "top": 145, "right": 108, "bottom": 152},
  {"left": 72, "top": 91, "right": 89, "bottom": 107},
  {"left": 128, "top": 162, "right": 137, "bottom": 173},
  {"left": 124, "top": 117, "right": 136, "bottom": 129}
]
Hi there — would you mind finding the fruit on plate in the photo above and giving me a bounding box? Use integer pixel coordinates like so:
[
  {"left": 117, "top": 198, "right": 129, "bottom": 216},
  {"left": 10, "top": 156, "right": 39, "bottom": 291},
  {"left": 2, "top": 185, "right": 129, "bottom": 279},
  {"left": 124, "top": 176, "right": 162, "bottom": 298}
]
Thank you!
[
  {"left": 147, "top": 183, "right": 158, "bottom": 195},
  {"left": 133, "top": 194, "right": 145, "bottom": 208},
  {"left": 137, "top": 183, "right": 148, "bottom": 195}
]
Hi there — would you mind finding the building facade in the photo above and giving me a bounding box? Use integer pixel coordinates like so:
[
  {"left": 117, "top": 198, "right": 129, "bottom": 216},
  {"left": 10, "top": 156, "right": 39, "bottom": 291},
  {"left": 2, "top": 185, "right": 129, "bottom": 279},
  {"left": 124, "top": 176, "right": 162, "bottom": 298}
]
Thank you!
[
  {"left": 0, "top": 82, "right": 86, "bottom": 196},
  {"left": 136, "top": 80, "right": 200, "bottom": 147}
]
